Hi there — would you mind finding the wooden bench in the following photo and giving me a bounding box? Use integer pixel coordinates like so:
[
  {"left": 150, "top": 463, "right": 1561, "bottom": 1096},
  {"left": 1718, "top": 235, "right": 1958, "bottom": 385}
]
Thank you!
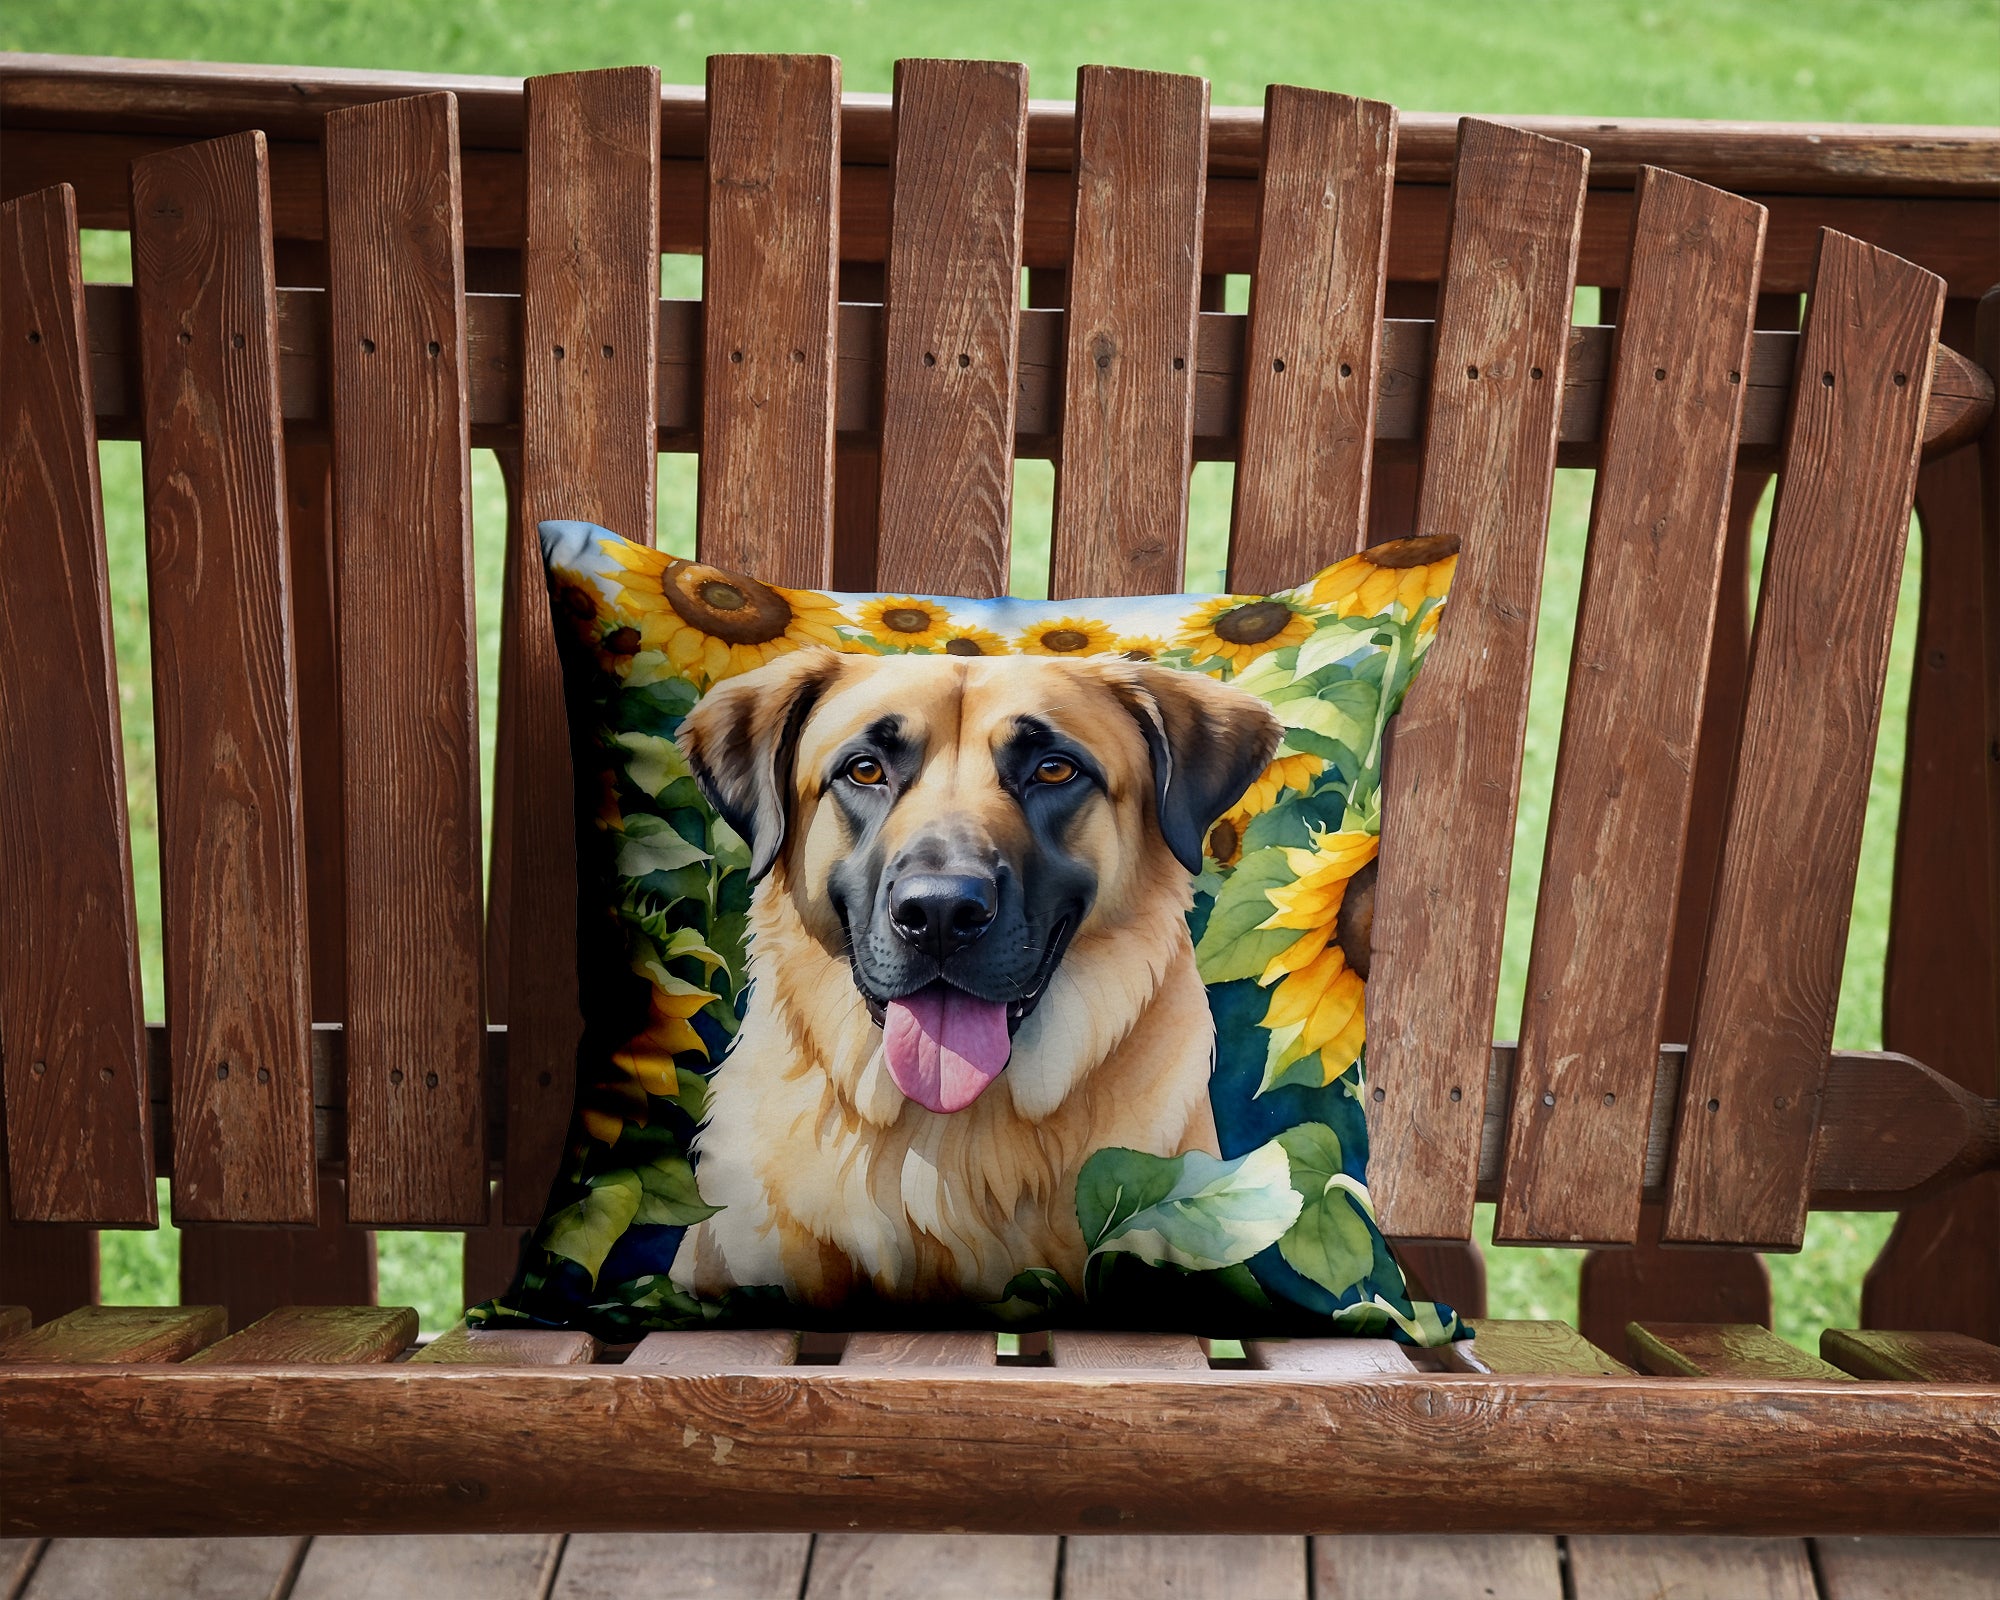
[{"left": 1, "top": 50, "right": 1997, "bottom": 1560}]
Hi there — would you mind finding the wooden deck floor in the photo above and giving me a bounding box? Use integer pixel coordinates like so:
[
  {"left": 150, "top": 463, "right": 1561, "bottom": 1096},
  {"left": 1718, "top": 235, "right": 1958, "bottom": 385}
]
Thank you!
[{"left": 3, "top": 1533, "right": 1995, "bottom": 1599}]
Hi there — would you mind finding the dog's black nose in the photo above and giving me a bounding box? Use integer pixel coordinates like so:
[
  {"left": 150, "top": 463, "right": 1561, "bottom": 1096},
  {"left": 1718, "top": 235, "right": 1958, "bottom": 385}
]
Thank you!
[{"left": 889, "top": 873, "right": 997, "bottom": 960}]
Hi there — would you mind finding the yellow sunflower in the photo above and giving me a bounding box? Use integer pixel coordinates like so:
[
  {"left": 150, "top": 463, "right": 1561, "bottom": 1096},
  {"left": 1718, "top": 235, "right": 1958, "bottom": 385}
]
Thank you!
[
  {"left": 858, "top": 595, "right": 955, "bottom": 650},
  {"left": 938, "top": 624, "right": 1012, "bottom": 658},
  {"left": 1256, "top": 829, "right": 1379, "bottom": 1084},
  {"left": 1205, "top": 750, "right": 1327, "bottom": 865},
  {"left": 606, "top": 545, "right": 844, "bottom": 685},
  {"left": 610, "top": 971, "right": 720, "bottom": 1098},
  {"left": 1176, "top": 595, "right": 1315, "bottom": 671},
  {"left": 1017, "top": 615, "right": 1118, "bottom": 656},
  {"left": 1309, "top": 534, "right": 1459, "bottom": 620},
  {"left": 1114, "top": 635, "right": 1171, "bottom": 661}
]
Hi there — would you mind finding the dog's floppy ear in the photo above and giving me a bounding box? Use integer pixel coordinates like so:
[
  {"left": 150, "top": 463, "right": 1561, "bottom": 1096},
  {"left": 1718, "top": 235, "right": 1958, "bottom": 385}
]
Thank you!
[
  {"left": 678, "top": 646, "right": 845, "bottom": 882},
  {"left": 1108, "top": 663, "right": 1284, "bottom": 874}
]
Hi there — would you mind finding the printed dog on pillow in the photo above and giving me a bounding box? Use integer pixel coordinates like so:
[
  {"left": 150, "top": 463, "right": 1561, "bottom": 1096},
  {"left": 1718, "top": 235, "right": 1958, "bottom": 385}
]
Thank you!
[{"left": 670, "top": 646, "right": 1281, "bottom": 1307}]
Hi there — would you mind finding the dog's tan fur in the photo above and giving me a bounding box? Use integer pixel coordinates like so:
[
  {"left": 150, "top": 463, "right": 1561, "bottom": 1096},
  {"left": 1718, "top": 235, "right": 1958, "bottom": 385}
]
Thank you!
[{"left": 673, "top": 650, "right": 1275, "bottom": 1306}]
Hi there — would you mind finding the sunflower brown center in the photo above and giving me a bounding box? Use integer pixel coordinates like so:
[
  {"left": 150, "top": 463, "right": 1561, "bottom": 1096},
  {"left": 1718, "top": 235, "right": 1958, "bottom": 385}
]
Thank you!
[
  {"left": 1042, "top": 629, "right": 1091, "bottom": 652},
  {"left": 1334, "top": 859, "right": 1378, "bottom": 982},
  {"left": 1213, "top": 600, "right": 1294, "bottom": 645},
  {"left": 603, "top": 626, "right": 641, "bottom": 656},
  {"left": 663, "top": 561, "right": 793, "bottom": 645},
  {"left": 943, "top": 636, "right": 985, "bottom": 656},
  {"left": 1207, "top": 819, "right": 1239, "bottom": 861},
  {"left": 1366, "top": 533, "right": 1461, "bottom": 570},
  {"left": 882, "top": 607, "right": 934, "bottom": 634}
]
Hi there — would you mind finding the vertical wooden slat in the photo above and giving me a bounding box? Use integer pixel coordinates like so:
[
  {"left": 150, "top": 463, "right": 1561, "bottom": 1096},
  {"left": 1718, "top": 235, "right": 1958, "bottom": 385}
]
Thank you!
[
  {"left": 698, "top": 54, "right": 840, "bottom": 587},
  {"left": 500, "top": 67, "right": 661, "bottom": 1224},
  {"left": 833, "top": 260, "right": 885, "bottom": 593},
  {"left": 874, "top": 58, "right": 1028, "bottom": 599},
  {"left": 1497, "top": 170, "right": 1765, "bottom": 1246},
  {"left": 323, "top": 93, "right": 487, "bottom": 1225},
  {"left": 1666, "top": 232, "right": 1945, "bottom": 1249},
  {"left": 129, "top": 132, "right": 316, "bottom": 1224},
  {"left": 1049, "top": 66, "right": 1208, "bottom": 601},
  {"left": 0, "top": 1190, "right": 96, "bottom": 1323},
  {"left": 1363, "top": 122, "right": 1589, "bottom": 1241},
  {"left": 0, "top": 184, "right": 153, "bottom": 1224},
  {"left": 178, "top": 1171, "right": 375, "bottom": 1329},
  {"left": 1229, "top": 88, "right": 1396, "bottom": 592}
]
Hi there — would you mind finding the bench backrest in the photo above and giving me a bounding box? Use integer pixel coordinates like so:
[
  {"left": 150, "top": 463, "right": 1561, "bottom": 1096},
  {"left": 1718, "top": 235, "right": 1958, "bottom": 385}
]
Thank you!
[{"left": 0, "top": 57, "right": 1991, "bottom": 1281}]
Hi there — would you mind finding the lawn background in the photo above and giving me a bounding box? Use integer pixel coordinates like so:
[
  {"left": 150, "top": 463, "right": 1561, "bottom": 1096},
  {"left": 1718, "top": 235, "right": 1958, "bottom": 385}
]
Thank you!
[{"left": 9, "top": 0, "right": 1996, "bottom": 1340}]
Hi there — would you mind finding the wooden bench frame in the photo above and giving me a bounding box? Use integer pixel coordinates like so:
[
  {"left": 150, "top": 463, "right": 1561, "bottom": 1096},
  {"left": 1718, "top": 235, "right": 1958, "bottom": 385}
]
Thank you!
[{"left": 1, "top": 53, "right": 1997, "bottom": 1538}]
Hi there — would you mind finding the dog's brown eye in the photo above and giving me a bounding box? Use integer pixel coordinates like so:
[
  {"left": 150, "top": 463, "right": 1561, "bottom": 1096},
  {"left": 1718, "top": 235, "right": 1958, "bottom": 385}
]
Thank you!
[
  {"left": 845, "top": 755, "right": 886, "bottom": 786},
  {"left": 1034, "top": 756, "right": 1078, "bottom": 785}
]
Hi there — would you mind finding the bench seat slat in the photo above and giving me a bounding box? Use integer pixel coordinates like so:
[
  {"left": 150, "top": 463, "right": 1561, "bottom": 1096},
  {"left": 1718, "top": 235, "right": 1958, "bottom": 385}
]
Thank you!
[
  {"left": 129, "top": 131, "right": 318, "bottom": 1226},
  {"left": 1437, "top": 1318, "right": 1634, "bottom": 1375},
  {"left": 1627, "top": 1321, "right": 1850, "bottom": 1380},
  {"left": 1499, "top": 169, "right": 1766, "bottom": 1247},
  {"left": 1821, "top": 1328, "right": 2000, "bottom": 1382},
  {"left": 184, "top": 1304, "right": 417, "bottom": 1365},
  {"left": 625, "top": 1329, "right": 800, "bottom": 1367},
  {"left": 1364, "top": 120, "right": 1589, "bottom": 1241},
  {"left": 1229, "top": 88, "right": 1396, "bottom": 592},
  {"left": 842, "top": 1331, "right": 997, "bottom": 1367},
  {"left": 0, "top": 1304, "right": 225, "bottom": 1363},
  {"left": 1243, "top": 1338, "right": 1416, "bottom": 1374},
  {"left": 177, "top": 1170, "right": 375, "bottom": 1327},
  {"left": 411, "top": 1320, "right": 598, "bottom": 1365},
  {"left": 1048, "top": 1331, "right": 1208, "bottom": 1370},
  {"left": 1667, "top": 232, "right": 1946, "bottom": 1249},
  {"left": 323, "top": 92, "right": 488, "bottom": 1226},
  {"left": 0, "top": 184, "right": 154, "bottom": 1226}
]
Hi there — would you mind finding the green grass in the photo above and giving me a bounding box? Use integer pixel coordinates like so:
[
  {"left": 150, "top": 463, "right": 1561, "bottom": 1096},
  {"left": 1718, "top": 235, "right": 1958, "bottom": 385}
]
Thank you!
[{"left": 29, "top": 0, "right": 1990, "bottom": 1340}]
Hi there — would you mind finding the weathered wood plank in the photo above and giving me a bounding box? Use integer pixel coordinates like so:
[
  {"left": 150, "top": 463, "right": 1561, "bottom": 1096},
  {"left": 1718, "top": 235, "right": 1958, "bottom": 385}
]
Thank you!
[
  {"left": 1048, "top": 1331, "right": 1208, "bottom": 1370},
  {"left": 0, "top": 1193, "right": 96, "bottom": 1326},
  {"left": 323, "top": 92, "right": 487, "bottom": 1226},
  {"left": 0, "top": 184, "right": 153, "bottom": 1225},
  {"left": 1566, "top": 1537, "right": 1817, "bottom": 1600},
  {"left": 412, "top": 1320, "right": 597, "bottom": 1366},
  {"left": 1821, "top": 1328, "right": 2000, "bottom": 1382},
  {"left": 1315, "top": 1535, "right": 1561, "bottom": 1600},
  {"left": 185, "top": 1304, "right": 416, "bottom": 1365},
  {"left": 5, "top": 1368, "right": 1997, "bottom": 1536},
  {"left": 1243, "top": 1338, "right": 1416, "bottom": 1374},
  {"left": 129, "top": 131, "right": 317, "bottom": 1226},
  {"left": 1064, "top": 1536, "right": 1306, "bottom": 1599},
  {"left": 1500, "top": 170, "right": 1765, "bottom": 1246},
  {"left": 807, "top": 1535, "right": 1058, "bottom": 1600},
  {"left": 1814, "top": 1537, "right": 2000, "bottom": 1600},
  {"left": 20, "top": 1536, "right": 304, "bottom": 1600},
  {"left": 1627, "top": 1322, "right": 1849, "bottom": 1381},
  {"left": 1, "top": 1539, "right": 44, "bottom": 1598},
  {"left": 698, "top": 53, "right": 840, "bottom": 586},
  {"left": 1229, "top": 88, "right": 1396, "bottom": 591},
  {"left": 1438, "top": 1319, "right": 1634, "bottom": 1376},
  {"left": 625, "top": 1329, "right": 801, "bottom": 1368},
  {"left": 1667, "top": 232, "right": 1947, "bottom": 1249},
  {"left": 553, "top": 1533, "right": 814, "bottom": 1599},
  {"left": 1577, "top": 1204, "right": 1771, "bottom": 1367},
  {"left": 500, "top": 67, "right": 661, "bottom": 1226},
  {"left": 842, "top": 1332, "right": 996, "bottom": 1367},
  {"left": 1048, "top": 66, "right": 1208, "bottom": 600},
  {"left": 1364, "top": 120, "right": 1590, "bottom": 1241},
  {"left": 0, "top": 1305, "right": 224, "bottom": 1363},
  {"left": 873, "top": 58, "right": 1027, "bottom": 598},
  {"left": 289, "top": 1535, "right": 561, "bottom": 1600}
]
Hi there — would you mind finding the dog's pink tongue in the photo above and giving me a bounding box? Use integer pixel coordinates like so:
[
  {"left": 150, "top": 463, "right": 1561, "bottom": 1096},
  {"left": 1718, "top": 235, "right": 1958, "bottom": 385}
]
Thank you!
[{"left": 883, "top": 986, "right": 1012, "bottom": 1114}]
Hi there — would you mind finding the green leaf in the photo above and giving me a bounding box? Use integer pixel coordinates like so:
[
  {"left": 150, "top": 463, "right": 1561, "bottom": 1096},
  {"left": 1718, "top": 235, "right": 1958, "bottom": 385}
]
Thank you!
[
  {"left": 540, "top": 1169, "right": 643, "bottom": 1286},
  {"left": 1193, "top": 847, "right": 1300, "bottom": 983},
  {"left": 632, "top": 1155, "right": 721, "bottom": 1227},
  {"left": 674, "top": 1066, "right": 711, "bottom": 1121},
  {"left": 1293, "top": 616, "right": 1382, "bottom": 678},
  {"left": 1256, "top": 1017, "right": 1325, "bottom": 1097},
  {"left": 1274, "top": 677, "right": 1378, "bottom": 750},
  {"left": 1274, "top": 1124, "right": 1377, "bottom": 1297},
  {"left": 616, "top": 812, "right": 710, "bottom": 878},
  {"left": 612, "top": 730, "right": 695, "bottom": 799},
  {"left": 1080, "top": 1143, "right": 1302, "bottom": 1272},
  {"left": 1076, "top": 1148, "right": 1184, "bottom": 1251}
]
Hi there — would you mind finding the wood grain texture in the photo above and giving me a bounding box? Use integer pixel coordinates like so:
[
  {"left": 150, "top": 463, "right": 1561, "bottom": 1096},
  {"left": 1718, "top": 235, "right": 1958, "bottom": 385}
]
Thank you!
[
  {"left": 1565, "top": 1537, "right": 1817, "bottom": 1600},
  {"left": 842, "top": 1331, "right": 996, "bottom": 1367},
  {"left": 500, "top": 67, "right": 661, "bottom": 1225},
  {"left": 1363, "top": 121, "right": 1589, "bottom": 1241},
  {"left": 1438, "top": 1319, "right": 1634, "bottom": 1376},
  {"left": 1065, "top": 1536, "right": 1305, "bottom": 1600},
  {"left": 553, "top": 1533, "right": 813, "bottom": 1599},
  {"left": 807, "top": 1535, "right": 1058, "bottom": 1600},
  {"left": 1627, "top": 1322, "right": 1849, "bottom": 1380},
  {"left": 184, "top": 1304, "right": 416, "bottom": 1365},
  {"left": 0, "top": 1308, "right": 28, "bottom": 1341},
  {"left": 698, "top": 54, "right": 840, "bottom": 586},
  {"left": 1821, "top": 1328, "right": 2000, "bottom": 1382},
  {"left": 1048, "top": 1331, "right": 1208, "bottom": 1370},
  {"left": 1577, "top": 1202, "right": 1770, "bottom": 1367},
  {"left": 177, "top": 1170, "right": 375, "bottom": 1328},
  {"left": 412, "top": 1320, "right": 597, "bottom": 1366},
  {"left": 1814, "top": 1537, "right": 2000, "bottom": 1600},
  {"left": 0, "top": 184, "right": 153, "bottom": 1224},
  {"left": 5, "top": 1367, "right": 1998, "bottom": 1536},
  {"left": 129, "top": 132, "right": 316, "bottom": 1225},
  {"left": 1315, "top": 1535, "right": 1561, "bottom": 1600},
  {"left": 288, "top": 1535, "right": 560, "bottom": 1600},
  {"left": 1667, "top": 232, "right": 1947, "bottom": 1249},
  {"left": 459, "top": 1176, "right": 524, "bottom": 1315},
  {"left": 19, "top": 1536, "right": 304, "bottom": 1600},
  {"left": 1048, "top": 66, "right": 1208, "bottom": 600},
  {"left": 0, "top": 1304, "right": 223, "bottom": 1363},
  {"left": 1500, "top": 170, "right": 1766, "bottom": 1246},
  {"left": 323, "top": 93, "right": 487, "bottom": 1226},
  {"left": 1864, "top": 1178, "right": 2000, "bottom": 1347},
  {"left": 0, "top": 1179, "right": 96, "bottom": 1323},
  {"left": 1243, "top": 1338, "right": 1416, "bottom": 1374},
  {"left": 873, "top": 59, "right": 1027, "bottom": 599},
  {"left": 1229, "top": 89, "right": 1396, "bottom": 592},
  {"left": 625, "top": 1329, "right": 800, "bottom": 1367}
]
